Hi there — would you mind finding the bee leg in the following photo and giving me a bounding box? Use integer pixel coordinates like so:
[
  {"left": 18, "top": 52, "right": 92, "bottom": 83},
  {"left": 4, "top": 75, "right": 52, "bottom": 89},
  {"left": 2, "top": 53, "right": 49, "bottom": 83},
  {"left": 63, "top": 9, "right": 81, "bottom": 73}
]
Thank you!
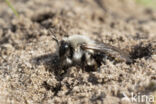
[{"left": 81, "top": 54, "right": 87, "bottom": 72}]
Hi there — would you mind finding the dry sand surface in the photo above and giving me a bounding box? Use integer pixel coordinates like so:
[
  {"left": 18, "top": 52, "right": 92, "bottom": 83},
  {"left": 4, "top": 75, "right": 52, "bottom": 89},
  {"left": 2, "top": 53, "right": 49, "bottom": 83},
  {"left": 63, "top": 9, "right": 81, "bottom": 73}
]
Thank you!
[{"left": 0, "top": 0, "right": 156, "bottom": 104}]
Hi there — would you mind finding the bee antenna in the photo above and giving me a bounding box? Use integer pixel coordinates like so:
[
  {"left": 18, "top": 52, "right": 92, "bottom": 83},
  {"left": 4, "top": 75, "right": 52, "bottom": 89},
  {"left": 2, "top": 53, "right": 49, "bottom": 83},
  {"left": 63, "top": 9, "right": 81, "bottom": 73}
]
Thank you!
[{"left": 49, "top": 28, "right": 59, "bottom": 45}]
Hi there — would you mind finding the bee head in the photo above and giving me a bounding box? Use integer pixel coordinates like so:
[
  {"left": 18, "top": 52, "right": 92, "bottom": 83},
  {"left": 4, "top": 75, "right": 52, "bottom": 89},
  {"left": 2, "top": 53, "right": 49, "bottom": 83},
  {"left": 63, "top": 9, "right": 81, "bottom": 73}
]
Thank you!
[{"left": 59, "top": 40, "right": 73, "bottom": 58}]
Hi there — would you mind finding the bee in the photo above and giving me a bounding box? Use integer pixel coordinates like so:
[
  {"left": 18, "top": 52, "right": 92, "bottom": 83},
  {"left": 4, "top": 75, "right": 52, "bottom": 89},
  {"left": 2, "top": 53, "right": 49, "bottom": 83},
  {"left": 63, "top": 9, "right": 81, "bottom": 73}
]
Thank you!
[{"left": 50, "top": 30, "right": 132, "bottom": 71}]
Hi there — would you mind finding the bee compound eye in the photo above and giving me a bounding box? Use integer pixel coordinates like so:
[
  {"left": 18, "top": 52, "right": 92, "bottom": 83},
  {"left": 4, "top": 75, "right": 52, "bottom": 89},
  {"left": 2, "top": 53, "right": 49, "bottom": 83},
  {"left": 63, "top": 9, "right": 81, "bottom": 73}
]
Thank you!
[{"left": 59, "top": 41, "right": 69, "bottom": 57}]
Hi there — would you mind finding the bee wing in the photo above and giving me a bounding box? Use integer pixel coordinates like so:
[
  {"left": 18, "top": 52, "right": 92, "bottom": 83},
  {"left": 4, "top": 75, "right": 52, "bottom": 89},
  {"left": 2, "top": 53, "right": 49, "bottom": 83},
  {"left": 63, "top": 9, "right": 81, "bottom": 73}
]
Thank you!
[{"left": 82, "top": 43, "right": 132, "bottom": 63}]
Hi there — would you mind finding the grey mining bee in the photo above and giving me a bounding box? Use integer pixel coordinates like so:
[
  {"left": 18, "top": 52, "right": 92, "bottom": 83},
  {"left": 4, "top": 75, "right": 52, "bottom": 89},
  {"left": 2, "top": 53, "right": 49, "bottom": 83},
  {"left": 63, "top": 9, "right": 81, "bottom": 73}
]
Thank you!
[{"left": 50, "top": 30, "right": 132, "bottom": 71}]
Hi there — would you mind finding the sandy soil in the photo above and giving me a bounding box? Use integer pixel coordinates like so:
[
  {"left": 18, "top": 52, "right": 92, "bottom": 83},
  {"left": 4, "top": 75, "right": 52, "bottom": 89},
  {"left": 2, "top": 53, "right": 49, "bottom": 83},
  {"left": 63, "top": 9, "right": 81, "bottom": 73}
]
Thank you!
[{"left": 0, "top": 0, "right": 156, "bottom": 104}]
